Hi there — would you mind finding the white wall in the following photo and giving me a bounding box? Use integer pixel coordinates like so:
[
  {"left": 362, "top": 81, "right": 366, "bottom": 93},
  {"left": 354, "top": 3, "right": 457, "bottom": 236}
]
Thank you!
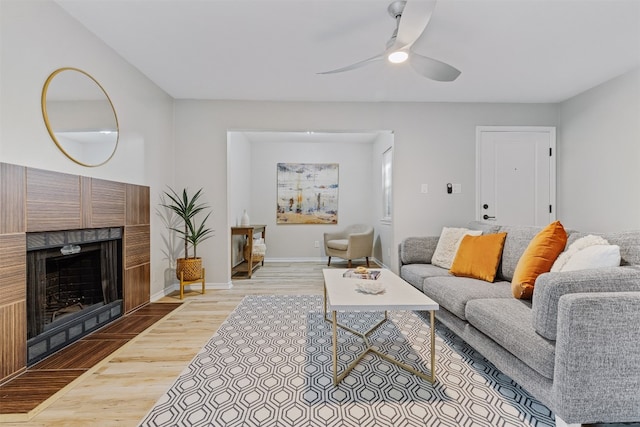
[
  {"left": 227, "top": 131, "right": 253, "bottom": 267},
  {"left": 174, "top": 100, "right": 558, "bottom": 283},
  {"left": 228, "top": 132, "right": 252, "bottom": 227},
  {"left": 0, "top": 0, "right": 175, "bottom": 297},
  {"left": 248, "top": 140, "right": 374, "bottom": 260},
  {"left": 558, "top": 68, "right": 640, "bottom": 232}
]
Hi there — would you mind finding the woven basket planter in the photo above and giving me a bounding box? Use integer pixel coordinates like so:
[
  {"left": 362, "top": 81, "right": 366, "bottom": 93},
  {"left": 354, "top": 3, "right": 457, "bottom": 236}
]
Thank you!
[{"left": 176, "top": 257, "right": 203, "bottom": 281}]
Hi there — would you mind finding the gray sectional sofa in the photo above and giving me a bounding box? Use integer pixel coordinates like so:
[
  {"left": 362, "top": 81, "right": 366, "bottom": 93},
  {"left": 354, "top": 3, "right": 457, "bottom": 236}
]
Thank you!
[{"left": 398, "top": 221, "right": 640, "bottom": 426}]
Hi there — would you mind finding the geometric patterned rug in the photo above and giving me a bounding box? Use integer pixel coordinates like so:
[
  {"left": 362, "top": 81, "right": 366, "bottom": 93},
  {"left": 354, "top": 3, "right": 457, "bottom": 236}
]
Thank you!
[{"left": 138, "top": 295, "right": 555, "bottom": 427}]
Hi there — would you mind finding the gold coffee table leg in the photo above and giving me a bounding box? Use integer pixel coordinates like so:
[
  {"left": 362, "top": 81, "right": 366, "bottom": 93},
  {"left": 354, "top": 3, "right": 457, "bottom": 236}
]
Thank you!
[
  {"left": 326, "top": 308, "right": 436, "bottom": 385},
  {"left": 324, "top": 284, "right": 327, "bottom": 317},
  {"left": 332, "top": 310, "right": 338, "bottom": 385},
  {"left": 430, "top": 310, "right": 436, "bottom": 383}
]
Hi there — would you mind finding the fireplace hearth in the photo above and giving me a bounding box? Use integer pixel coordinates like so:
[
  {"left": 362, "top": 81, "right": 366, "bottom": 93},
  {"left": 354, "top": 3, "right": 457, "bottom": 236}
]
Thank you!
[{"left": 26, "top": 228, "right": 123, "bottom": 365}]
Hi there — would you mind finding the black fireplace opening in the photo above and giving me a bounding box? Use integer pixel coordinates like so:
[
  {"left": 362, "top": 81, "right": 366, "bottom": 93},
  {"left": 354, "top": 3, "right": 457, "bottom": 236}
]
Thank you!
[{"left": 26, "top": 228, "right": 123, "bottom": 365}]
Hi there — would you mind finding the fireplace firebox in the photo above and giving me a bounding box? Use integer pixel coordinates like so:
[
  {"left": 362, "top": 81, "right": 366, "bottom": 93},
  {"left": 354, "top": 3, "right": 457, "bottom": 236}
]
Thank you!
[{"left": 26, "top": 228, "right": 123, "bottom": 365}]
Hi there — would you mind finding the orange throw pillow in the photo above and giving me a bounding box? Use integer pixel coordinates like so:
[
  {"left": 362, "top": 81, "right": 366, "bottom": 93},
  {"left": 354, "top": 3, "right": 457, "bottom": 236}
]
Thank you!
[
  {"left": 511, "top": 221, "right": 568, "bottom": 299},
  {"left": 449, "top": 233, "right": 507, "bottom": 282}
]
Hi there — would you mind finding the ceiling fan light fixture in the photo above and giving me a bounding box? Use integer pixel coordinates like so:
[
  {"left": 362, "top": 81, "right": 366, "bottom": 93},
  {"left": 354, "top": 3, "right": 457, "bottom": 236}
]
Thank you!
[
  {"left": 387, "top": 50, "right": 408, "bottom": 64},
  {"left": 318, "top": 1, "right": 461, "bottom": 81}
]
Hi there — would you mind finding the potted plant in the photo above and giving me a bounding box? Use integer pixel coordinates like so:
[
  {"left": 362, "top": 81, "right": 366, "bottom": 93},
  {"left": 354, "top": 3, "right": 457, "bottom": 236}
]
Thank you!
[{"left": 161, "top": 187, "right": 214, "bottom": 281}]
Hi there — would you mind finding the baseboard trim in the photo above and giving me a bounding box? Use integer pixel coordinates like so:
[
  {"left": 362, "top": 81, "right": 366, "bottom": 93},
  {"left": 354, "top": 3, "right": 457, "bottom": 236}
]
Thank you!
[
  {"left": 150, "top": 258, "right": 387, "bottom": 302},
  {"left": 264, "top": 257, "right": 325, "bottom": 263},
  {"left": 265, "top": 257, "right": 385, "bottom": 266},
  {"left": 151, "top": 282, "right": 233, "bottom": 302}
]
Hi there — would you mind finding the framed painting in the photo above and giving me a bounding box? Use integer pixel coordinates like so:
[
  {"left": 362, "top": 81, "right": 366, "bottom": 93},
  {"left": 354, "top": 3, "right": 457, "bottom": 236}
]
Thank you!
[{"left": 276, "top": 163, "right": 338, "bottom": 224}]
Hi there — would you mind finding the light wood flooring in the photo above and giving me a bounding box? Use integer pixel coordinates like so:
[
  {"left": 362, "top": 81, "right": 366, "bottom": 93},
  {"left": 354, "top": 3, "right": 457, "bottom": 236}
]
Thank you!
[
  {"left": 0, "top": 261, "right": 334, "bottom": 426},
  {"left": 1, "top": 261, "right": 632, "bottom": 427},
  {"left": 0, "top": 303, "right": 181, "bottom": 418}
]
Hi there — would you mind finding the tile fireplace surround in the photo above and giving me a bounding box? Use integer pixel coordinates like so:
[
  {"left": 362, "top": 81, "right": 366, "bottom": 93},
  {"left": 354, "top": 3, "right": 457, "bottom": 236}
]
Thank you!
[{"left": 0, "top": 162, "right": 151, "bottom": 384}]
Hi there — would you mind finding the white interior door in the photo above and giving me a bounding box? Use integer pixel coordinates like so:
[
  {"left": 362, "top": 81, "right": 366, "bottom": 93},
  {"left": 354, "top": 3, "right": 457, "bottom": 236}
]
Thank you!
[{"left": 476, "top": 126, "right": 556, "bottom": 226}]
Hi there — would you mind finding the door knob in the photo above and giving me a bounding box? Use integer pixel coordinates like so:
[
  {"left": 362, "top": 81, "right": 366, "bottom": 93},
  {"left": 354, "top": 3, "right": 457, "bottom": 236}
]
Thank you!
[
  {"left": 483, "top": 204, "right": 489, "bottom": 209},
  {"left": 483, "top": 214, "right": 496, "bottom": 220}
]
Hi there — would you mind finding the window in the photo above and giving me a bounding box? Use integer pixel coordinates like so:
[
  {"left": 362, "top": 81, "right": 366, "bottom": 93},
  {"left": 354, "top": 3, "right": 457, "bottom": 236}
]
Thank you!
[{"left": 382, "top": 147, "right": 392, "bottom": 221}]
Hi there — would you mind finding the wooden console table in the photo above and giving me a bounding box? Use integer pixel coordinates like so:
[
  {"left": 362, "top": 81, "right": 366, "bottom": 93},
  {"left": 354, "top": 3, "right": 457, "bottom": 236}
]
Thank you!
[{"left": 231, "top": 225, "right": 266, "bottom": 279}]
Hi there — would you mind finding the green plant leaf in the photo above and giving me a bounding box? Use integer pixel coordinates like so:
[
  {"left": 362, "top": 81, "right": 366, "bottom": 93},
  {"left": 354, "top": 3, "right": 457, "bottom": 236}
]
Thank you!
[{"left": 161, "top": 186, "right": 213, "bottom": 259}]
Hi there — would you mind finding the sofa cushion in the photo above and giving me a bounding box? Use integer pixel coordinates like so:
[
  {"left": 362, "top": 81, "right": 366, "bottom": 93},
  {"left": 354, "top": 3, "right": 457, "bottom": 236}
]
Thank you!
[
  {"left": 512, "top": 221, "right": 568, "bottom": 299},
  {"left": 494, "top": 225, "right": 545, "bottom": 282},
  {"left": 603, "top": 230, "right": 640, "bottom": 266},
  {"left": 450, "top": 232, "right": 507, "bottom": 282},
  {"left": 422, "top": 276, "right": 512, "bottom": 320},
  {"left": 399, "top": 264, "right": 451, "bottom": 290},
  {"left": 400, "top": 236, "right": 440, "bottom": 265},
  {"left": 431, "top": 227, "right": 482, "bottom": 269},
  {"left": 465, "top": 298, "right": 556, "bottom": 380},
  {"left": 467, "top": 220, "right": 502, "bottom": 235}
]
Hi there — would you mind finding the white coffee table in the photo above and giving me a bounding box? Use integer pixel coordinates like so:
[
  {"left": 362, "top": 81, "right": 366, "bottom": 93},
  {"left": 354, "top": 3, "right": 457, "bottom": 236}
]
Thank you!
[{"left": 323, "top": 268, "right": 439, "bottom": 385}]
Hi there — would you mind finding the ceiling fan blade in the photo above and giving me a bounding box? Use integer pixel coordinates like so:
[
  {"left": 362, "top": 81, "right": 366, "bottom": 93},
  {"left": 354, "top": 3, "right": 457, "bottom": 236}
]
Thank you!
[
  {"left": 394, "top": 0, "right": 437, "bottom": 49},
  {"left": 317, "top": 52, "right": 384, "bottom": 75},
  {"left": 409, "top": 51, "right": 461, "bottom": 82}
]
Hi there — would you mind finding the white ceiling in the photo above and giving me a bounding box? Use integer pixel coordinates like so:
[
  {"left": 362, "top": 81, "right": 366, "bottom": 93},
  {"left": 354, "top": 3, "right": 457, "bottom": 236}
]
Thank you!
[{"left": 55, "top": 0, "right": 640, "bottom": 103}]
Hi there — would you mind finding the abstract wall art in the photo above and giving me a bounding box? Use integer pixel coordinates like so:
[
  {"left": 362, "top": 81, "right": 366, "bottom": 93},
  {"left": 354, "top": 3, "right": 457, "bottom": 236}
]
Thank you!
[{"left": 276, "top": 163, "right": 338, "bottom": 224}]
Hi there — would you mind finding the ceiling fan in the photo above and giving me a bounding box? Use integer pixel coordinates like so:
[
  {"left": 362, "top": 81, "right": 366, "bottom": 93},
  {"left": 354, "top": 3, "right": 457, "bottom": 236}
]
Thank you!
[{"left": 318, "top": 0, "right": 461, "bottom": 82}]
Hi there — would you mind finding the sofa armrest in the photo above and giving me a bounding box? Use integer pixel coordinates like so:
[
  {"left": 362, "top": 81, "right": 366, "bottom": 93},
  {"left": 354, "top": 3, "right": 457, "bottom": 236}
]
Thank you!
[
  {"left": 398, "top": 236, "right": 439, "bottom": 265},
  {"left": 552, "top": 292, "right": 640, "bottom": 424},
  {"left": 532, "top": 266, "right": 640, "bottom": 340}
]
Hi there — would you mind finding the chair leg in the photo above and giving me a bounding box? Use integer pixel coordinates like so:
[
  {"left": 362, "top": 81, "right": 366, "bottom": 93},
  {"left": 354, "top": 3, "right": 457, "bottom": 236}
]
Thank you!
[
  {"left": 348, "top": 260, "right": 352, "bottom": 268},
  {"left": 327, "top": 256, "right": 331, "bottom": 266},
  {"left": 366, "top": 257, "right": 370, "bottom": 267},
  {"left": 201, "top": 268, "right": 206, "bottom": 295}
]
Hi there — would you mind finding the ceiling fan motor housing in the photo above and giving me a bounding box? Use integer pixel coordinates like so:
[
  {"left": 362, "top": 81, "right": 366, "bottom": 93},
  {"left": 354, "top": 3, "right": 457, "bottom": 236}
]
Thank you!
[
  {"left": 386, "top": 1, "right": 406, "bottom": 49},
  {"left": 388, "top": 1, "right": 407, "bottom": 19}
]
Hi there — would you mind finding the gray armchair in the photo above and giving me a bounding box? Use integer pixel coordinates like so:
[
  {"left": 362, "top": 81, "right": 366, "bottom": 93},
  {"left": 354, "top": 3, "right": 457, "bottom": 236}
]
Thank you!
[{"left": 324, "top": 224, "right": 374, "bottom": 268}]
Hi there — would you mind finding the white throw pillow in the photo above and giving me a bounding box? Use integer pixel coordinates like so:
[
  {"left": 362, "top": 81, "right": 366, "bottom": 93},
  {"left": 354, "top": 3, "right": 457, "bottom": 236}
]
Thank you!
[
  {"left": 431, "top": 227, "right": 482, "bottom": 269},
  {"left": 559, "top": 245, "right": 621, "bottom": 272},
  {"left": 551, "top": 234, "right": 609, "bottom": 272}
]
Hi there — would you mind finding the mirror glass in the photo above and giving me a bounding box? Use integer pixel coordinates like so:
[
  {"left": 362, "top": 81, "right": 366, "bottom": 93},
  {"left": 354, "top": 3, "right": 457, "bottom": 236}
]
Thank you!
[{"left": 42, "top": 68, "right": 119, "bottom": 167}]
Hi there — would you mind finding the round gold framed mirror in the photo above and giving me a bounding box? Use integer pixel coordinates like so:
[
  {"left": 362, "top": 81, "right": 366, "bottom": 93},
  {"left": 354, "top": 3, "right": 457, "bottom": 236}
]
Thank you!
[{"left": 42, "top": 67, "right": 119, "bottom": 167}]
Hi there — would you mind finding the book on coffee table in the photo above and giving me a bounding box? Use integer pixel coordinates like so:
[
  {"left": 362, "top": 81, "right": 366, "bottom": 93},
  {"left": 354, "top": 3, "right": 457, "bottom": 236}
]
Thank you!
[{"left": 342, "top": 269, "right": 381, "bottom": 280}]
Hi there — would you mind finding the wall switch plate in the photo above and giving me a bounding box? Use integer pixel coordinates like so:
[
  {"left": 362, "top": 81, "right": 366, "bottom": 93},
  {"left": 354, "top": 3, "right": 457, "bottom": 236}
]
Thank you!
[
  {"left": 421, "top": 184, "right": 428, "bottom": 193},
  {"left": 453, "top": 184, "right": 462, "bottom": 194},
  {"left": 314, "top": 240, "right": 320, "bottom": 248}
]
